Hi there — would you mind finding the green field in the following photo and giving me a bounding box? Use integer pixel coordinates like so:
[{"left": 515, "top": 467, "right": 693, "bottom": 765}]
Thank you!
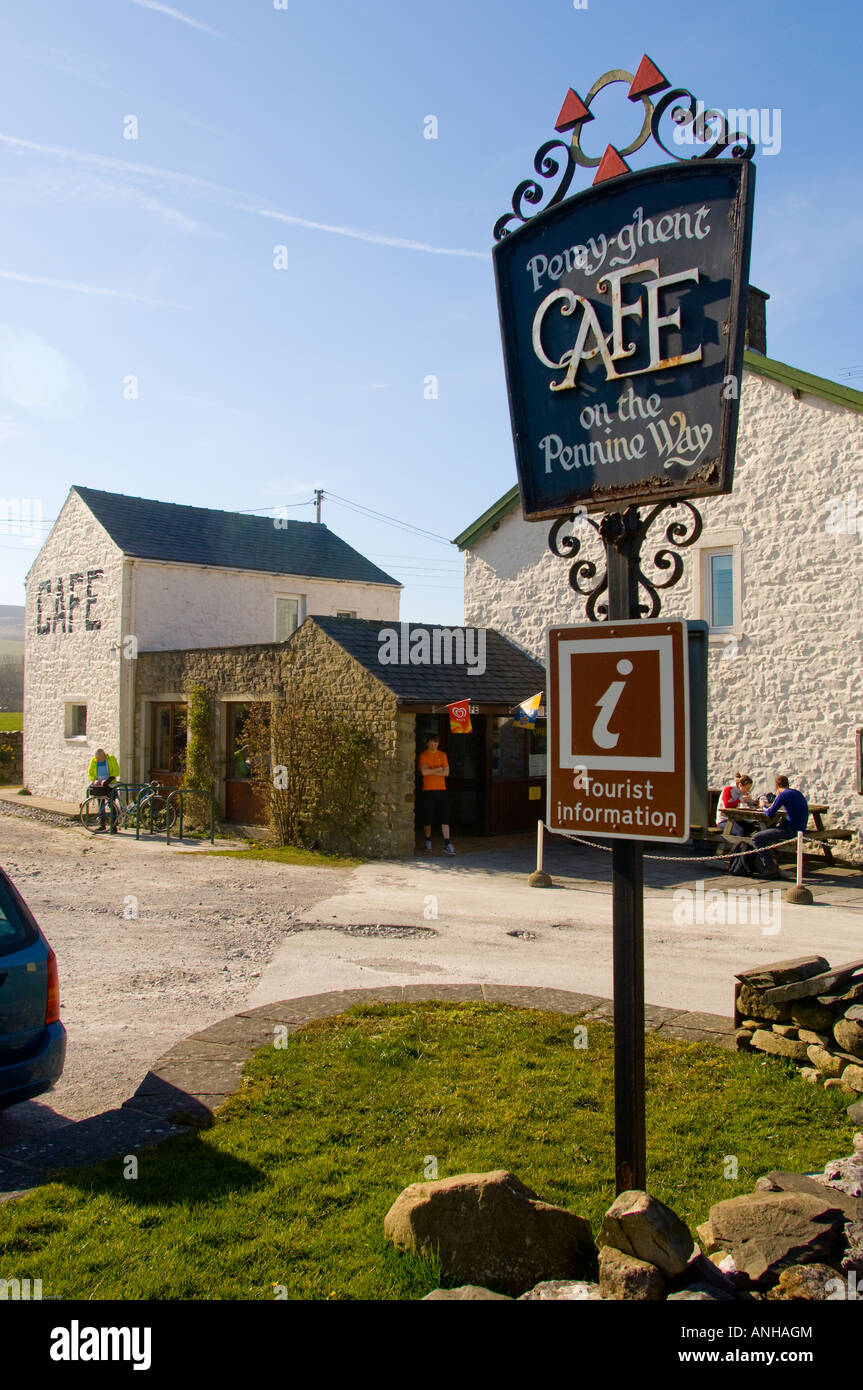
[
  {"left": 0, "top": 712, "right": 22, "bottom": 731},
  {"left": 0, "top": 1002, "right": 851, "bottom": 1300},
  {"left": 0, "top": 639, "right": 23, "bottom": 658}
]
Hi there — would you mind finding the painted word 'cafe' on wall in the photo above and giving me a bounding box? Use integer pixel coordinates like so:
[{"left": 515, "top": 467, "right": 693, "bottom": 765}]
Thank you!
[{"left": 23, "top": 486, "right": 545, "bottom": 855}]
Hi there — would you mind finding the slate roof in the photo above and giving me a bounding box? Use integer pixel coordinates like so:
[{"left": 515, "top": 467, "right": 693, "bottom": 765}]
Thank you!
[
  {"left": 311, "top": 617, "right": 545, "bottom": 704},
  {"left": 72, "top": 487, "right": 400, "bottom": 587}
]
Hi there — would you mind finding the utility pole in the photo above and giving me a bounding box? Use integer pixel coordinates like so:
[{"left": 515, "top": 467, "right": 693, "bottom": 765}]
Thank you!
[{"left": 314, "top": 489, "right": 324, "bottom": 524}]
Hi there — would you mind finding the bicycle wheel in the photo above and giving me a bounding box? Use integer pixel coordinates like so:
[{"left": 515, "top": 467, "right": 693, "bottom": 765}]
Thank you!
[
  {"left": 80, "top": 797, "right": 107, "bottom": 833},
  {"left": 149, "top": 796, "right": 177, "bottom": 831}
]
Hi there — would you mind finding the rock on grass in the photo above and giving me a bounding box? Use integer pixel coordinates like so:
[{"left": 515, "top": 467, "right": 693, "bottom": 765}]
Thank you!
[{"left": 384, "top": 1170, "right": 595, "bottom": 1298}]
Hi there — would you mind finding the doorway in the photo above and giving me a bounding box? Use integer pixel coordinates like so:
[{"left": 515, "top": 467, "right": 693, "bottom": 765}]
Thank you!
[
  {"left": 149, "top": 701, "right": 187, "bottom": 790},
  {"left": 415, "top": 713, "right": 485, "bottom": 836},
  {"left": 224, "top": 702, "right": 266, "bottom": 824}
]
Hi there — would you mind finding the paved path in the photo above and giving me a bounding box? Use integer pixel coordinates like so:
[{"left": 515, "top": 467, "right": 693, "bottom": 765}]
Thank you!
[{"left": 251, "top": 838, "right": 863, "bottom": 1020}]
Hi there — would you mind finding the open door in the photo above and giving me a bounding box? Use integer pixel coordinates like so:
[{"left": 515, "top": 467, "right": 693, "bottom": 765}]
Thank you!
[{"left": 415, "top": 713, "right": 485, "bottom": 836}]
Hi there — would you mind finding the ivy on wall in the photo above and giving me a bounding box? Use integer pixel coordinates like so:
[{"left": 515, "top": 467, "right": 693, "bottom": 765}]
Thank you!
[
  {"left": 182, "top": 682, "right": 217, "bottom": 821},
  {"left": 246, "top": 654, "right": 377, "bottom": 854}
]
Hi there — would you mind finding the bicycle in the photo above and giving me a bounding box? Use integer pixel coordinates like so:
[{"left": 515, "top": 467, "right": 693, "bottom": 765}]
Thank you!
[{"left": 79, "top": 780, "right": 178, "bottom": 835}]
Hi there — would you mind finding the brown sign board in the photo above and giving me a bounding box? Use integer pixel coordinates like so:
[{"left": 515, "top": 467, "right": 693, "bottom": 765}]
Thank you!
[{"left": 547, "top": 618, "right": 690, "bottom": 843}]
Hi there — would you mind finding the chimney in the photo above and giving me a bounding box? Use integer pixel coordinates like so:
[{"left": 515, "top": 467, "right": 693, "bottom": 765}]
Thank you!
[{"left": 745, "top": 286, "right": 769, "bottom": 356}]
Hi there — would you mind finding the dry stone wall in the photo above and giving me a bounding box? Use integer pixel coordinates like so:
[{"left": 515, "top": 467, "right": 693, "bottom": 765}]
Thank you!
[{"left": 735, "top": 955, "right": 863, "bottom": 1097}]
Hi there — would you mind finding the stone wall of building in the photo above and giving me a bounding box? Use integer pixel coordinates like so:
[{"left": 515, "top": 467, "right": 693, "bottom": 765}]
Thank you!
[
  {"left": 135, "top": 619, "right": 415, "bottom": 857},
  {"left": 23, "top": 491, "right": 125, "bottom": 802},
  {"left": 130, "top": 557, "right": 400, "bottom": 651},
  {"left": 463, "top": 368, "right": 863, "bottom": 860}
]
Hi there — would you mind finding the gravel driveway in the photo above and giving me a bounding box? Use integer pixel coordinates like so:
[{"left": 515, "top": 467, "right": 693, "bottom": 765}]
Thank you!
[{"left": 0, "top": 814, "right": 353, "bottom": 1148}]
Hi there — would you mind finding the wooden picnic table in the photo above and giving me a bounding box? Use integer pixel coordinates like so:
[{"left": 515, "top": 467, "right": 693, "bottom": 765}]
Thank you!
[{"left": 726, "top": 803, "right": 844, "bottom": 866}]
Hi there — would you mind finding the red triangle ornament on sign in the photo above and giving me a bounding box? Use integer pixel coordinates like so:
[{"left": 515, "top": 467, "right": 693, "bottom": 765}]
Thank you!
[
  {"left": 554, "top": 88, "right": 592, "bottom": 133},
  {"left": 593, "top": 145, "right": 631, "bottom": 185},
  {"left": 628, "top": 54, "right": 669, "bottom": 100}
]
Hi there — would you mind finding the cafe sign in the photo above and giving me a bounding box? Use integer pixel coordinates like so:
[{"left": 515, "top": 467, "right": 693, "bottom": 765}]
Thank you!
[{"left": 493, "top": 159, "right": 755, "bottom": 518}]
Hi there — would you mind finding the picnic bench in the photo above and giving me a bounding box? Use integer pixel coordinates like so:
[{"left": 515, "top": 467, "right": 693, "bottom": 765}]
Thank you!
[{"left": 693, "top": 794, "right": 854, "bottom": 868}]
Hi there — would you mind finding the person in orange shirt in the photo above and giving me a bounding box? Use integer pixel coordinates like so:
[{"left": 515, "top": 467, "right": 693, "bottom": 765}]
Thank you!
[{"left": 418, "top": 734, "right": 454, "bottom": 855}]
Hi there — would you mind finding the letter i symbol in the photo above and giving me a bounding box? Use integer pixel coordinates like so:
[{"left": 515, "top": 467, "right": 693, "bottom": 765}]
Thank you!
[{"left": 592, "top": 658, "right": 632, "bottom": 749}]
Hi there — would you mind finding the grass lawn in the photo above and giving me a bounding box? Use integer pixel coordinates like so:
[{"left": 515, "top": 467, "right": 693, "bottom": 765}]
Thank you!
[
  {"left": 198, "top": 844, "right": 364, "bottom": 868},
  {"left": 0, "top": 712, "right": 22, "bottom": 731},
  {"left": 0, "top": 1002, "right": 852, "bottom": 1300}
]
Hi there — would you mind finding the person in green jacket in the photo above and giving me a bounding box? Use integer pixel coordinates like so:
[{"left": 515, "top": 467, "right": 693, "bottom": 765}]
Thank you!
[{"left": 87, "top": 748, "right": 120, "bottom": 833}]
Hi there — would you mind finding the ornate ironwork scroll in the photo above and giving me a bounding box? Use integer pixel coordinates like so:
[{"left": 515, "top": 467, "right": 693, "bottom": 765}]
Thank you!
[
  {"left": 548, "top": 501, "right": 703, "bottom": 622},
  {"left": 492, "top": 140, "right": 576, "bottom": 243},
  {"left": 494, "top": 55, "right": 755, "bottom": 241}
]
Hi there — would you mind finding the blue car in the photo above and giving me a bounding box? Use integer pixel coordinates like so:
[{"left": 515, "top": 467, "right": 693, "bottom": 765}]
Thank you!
[{"left": 0, "top": 867, "right": 66, "bottom": 1109}]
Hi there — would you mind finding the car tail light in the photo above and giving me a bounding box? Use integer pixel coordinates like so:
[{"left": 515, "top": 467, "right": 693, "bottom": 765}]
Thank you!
[{"left": 45, "top": 948, "right": 60, "bottom": 1024}]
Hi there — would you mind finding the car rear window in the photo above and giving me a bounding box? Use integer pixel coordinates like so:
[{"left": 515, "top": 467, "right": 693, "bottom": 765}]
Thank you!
[{"left": 0, "top": 876, "right": 38, "bottom": 958}]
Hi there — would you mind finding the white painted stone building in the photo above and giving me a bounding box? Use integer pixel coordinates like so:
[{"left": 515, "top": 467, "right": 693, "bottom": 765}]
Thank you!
[
  {"left": 456, "top": 348, "right": 863, "bottom": 858},
  {"left": 24, "top": 487, "right": 401, "bottom": 802}
]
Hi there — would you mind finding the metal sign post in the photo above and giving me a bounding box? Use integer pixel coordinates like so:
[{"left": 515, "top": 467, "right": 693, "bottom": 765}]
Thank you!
[
  {"left": 607, "top": 531, "right": 645, "bottom": 1190},
  {"left": 492, "top": 55, "right": 754, "bottom": 1194}
]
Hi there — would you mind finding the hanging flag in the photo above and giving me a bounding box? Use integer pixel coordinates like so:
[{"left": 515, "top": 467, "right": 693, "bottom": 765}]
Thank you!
[
  {"left": 448, "top": 700, "right": 472, "bottom": 734},
  {"left": 514, "top": 691, "right": 543, "bottom": 729}
]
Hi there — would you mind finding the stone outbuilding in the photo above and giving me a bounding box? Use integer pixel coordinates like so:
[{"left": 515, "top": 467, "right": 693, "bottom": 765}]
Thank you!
[{"left": 136, "top": 617, "right": 547, "bottom": 853}]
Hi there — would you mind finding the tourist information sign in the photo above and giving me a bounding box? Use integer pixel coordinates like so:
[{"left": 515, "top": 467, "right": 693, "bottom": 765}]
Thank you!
[
  {"left": 547, "top": 619, "right": 690, "bottom": 843},
  {"left": 494, "top": 160, "right": 754, "bottom": 519},
  {"left": 491, "top": 54, "right": 756, "bottom": 1192}
]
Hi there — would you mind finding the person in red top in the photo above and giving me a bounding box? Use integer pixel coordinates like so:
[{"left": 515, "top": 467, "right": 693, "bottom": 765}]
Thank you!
[
  {"left": 716, "top": 772, "right": 758, "bottom": 833},
  {"left": 716, "top": 772, "right": 760, "bottom": 876},
  {"left": 418, "top": 734, "right": 454, "bottom": 855}
]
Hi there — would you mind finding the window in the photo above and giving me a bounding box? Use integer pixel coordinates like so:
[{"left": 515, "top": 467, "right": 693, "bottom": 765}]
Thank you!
[
  {"left": 151, "top": 702, "right": 188, "bottom": 773},
  {"left": 64, "top": 703, "right": 87, "bottom": 739},
  {"left": 705, "top": 549, "right": 735, "bottom": 631},
  {"left": 0, "top": 875, "right": 37, "bottom": 958},
  {"left": 336, "top": 610, "right": 356, "bottom": 619},
  {"left": 275, "top": 596, "right": 301, "bottom": 642},
  {"left": 491, "top": 717, "right": 527, "bottom": 780}
]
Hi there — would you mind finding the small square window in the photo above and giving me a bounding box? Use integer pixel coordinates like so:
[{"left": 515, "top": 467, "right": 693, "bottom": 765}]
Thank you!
[
  {"left": 336, "top": 610, "right": 356, "bottom": 619},
  {"left": 65, "top": 703, "right": 87, "bottom": 738}
]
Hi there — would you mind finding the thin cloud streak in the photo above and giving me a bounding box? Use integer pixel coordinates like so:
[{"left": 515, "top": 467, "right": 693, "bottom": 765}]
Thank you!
[
  {"left": 0, "top": 269, "right": 185, "bottom": 307},
  {"left": 0, "top": 132, "right": 487, "bottom": 260},
  {"left": 254, "top": 207, "right": 487, "bottom": 259},
  {"left": 128, "top": 0, "right": 227, "bottom": 39}
]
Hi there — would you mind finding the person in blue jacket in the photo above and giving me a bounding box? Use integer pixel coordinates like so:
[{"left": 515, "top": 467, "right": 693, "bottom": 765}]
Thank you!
[{"left": 750, "top": 775, "right": 809, "bottom": 879}]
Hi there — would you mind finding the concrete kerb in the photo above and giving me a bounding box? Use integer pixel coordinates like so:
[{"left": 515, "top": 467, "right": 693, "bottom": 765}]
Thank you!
[{"left": 0, "top": 984, "right": 741, "bottom": 1200}]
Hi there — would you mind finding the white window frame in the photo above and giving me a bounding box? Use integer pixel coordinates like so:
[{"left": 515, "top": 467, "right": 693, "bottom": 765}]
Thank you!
[
  {"left": 335, "top": 609, "right": 356, "bottom": 619},
  {"left": 692, "top": 530, "right": 743, "bottom": 641},
  {"left": 273, "top": 593, "right": 305, "bottom": 642},
  {"left": 64, "top": 701, "right": 88, "bottom": 741}
]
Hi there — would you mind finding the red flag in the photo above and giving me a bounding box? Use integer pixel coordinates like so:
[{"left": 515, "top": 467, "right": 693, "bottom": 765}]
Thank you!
[{"left": 448, "top": 701, "right": 472, "bottom": 734}]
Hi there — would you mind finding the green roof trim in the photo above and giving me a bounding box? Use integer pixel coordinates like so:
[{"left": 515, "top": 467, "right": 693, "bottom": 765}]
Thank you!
[
  {"left": 454, "top": 353, "right": 863, "bottom": 551},
  {"left": 742, "top": 350, "right": 863, "bottom": 413},
  {"left": 453, "top": 485, "right": 520, "bottom": 551}
]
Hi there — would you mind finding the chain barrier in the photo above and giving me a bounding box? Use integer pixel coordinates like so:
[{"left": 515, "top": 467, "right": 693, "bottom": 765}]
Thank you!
[{"left": 551, "top": 830, "right": 819, "bottom": 864}]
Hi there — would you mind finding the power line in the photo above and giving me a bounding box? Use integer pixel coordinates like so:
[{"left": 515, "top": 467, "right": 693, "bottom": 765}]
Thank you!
[
  {"left": 236, "top": 499, "right": 315, "bottom": 514},
  {"left": 324, "top": 492, "right": 454, "bottom": 545}
]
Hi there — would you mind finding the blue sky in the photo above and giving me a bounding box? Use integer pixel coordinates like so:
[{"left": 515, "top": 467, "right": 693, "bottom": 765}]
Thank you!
[{"left": 0, "top": 0, "right": 859, "bottom": 614}]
